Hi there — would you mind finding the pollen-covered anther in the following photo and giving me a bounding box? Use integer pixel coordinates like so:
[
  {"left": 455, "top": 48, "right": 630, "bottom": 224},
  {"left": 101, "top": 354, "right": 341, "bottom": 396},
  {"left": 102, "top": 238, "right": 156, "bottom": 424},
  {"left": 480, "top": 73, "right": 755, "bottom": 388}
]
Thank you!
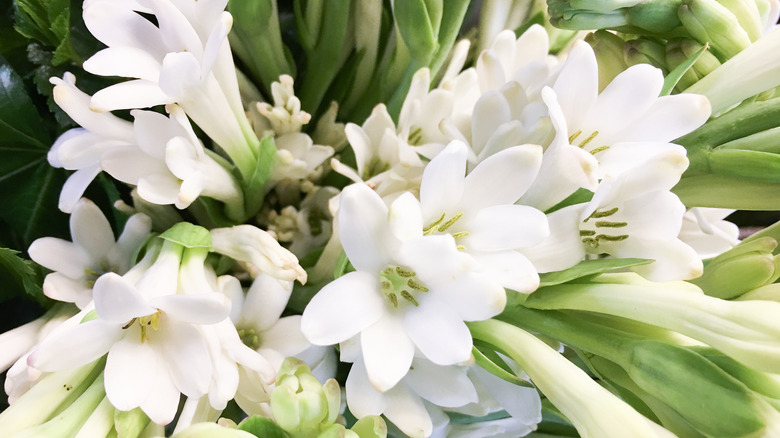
[{"left": 379, "top": 265, "right": 429, "bottom": 309}]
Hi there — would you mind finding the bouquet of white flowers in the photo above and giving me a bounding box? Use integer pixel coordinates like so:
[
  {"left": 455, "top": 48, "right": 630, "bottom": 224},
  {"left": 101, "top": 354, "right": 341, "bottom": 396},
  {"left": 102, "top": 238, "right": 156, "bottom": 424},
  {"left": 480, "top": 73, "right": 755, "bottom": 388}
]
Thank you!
[{"left": 2, "top": 0, "right": 780, "bottom": 437}]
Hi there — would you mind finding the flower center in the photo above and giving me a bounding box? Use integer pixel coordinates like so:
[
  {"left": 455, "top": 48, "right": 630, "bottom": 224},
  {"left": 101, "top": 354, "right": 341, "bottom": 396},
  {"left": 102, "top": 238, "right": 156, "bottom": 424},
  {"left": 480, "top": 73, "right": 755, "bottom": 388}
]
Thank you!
[
  {"left": 379, "top": 266, "right": 429, "bottom": 309},
  {"left": 569, "top": 129, "right": 610, "bottom": 155},
  {"left": 423, "top": 212, "right": 469, "bottom": 250},
  {"left": 580, "top": 207, "right": 629, "bottom": 249},
  {"left": 238, "top": 327, "right": 261, "bottom": 350},
  {"left": 84, "top": 260, "right": 118, "bottom": 287},
  {"left": 122, "top": 311, "right": 162, "bottom": 343}
]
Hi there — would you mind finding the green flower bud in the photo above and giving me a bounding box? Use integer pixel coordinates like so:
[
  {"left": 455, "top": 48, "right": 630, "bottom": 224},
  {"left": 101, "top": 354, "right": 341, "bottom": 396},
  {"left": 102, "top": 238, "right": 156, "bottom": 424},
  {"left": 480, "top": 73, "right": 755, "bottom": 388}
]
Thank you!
[
  {"left": 586, "top": 30, "right": 630, "bottom": 91},
  {"left": 549, "top": 0, "right": 685, "bottom": 33},
  {"left": 676, "top": 38, "right": 723, "bottom": 77},
  {"left": 713, "top": 0, "right": 763, "bottom": 41},
  {"left": 678, "top": 0, "right": 751, "bottom": 61},
  {"left": 270, "top": 358, "right": 340, "bottom": 437},
  {"left": 624, "top": 38, "right": 669, "bottom": 72},
  {"left": 665, "top": 40, "right": 703, "bottom": 90},
  {"left": 690, "top": 237, "right": 780, "bottom": 299}
]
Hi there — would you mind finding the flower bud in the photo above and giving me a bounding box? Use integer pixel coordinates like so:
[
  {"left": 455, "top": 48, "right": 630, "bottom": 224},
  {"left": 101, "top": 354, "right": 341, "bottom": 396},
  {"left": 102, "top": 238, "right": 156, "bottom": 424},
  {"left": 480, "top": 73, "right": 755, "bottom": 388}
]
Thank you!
[
  {"left": 679, "top": 0, "right": 752, "bottom": 61},
  {"left": 690, "top": 237, "right": 780, "bottom": 298},
  {"left": 586, "top": 30, "right": 630, "bottom": 91}
]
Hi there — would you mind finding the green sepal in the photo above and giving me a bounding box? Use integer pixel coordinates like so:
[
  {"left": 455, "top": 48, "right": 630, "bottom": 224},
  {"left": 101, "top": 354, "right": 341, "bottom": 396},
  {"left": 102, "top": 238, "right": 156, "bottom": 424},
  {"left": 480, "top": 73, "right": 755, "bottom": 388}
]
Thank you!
[
  {"left": 159, "top": 223, "right": 212, "bottom": 250},
  {"left": 472, "top": 344, "right": 534, "bottom": 388},
  {"left": 538, "top": 258, "right": 652, "bottom": 287},
  {"left": 661, "top": 41, "right": 709, "bottom": 96},
  {"left": 237, "top": 416, "right": 290, "bottom": 438},
  {"left": 674, "top": 174, "right": 780, "bottom": 209}
]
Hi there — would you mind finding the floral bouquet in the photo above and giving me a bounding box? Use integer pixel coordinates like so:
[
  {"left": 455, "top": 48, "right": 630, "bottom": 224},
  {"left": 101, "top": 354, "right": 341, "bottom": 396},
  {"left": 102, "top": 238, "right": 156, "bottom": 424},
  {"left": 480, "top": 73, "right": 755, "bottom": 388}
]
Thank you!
[{"left": 2, "top": 0, "right": 780, "bottom": 437}]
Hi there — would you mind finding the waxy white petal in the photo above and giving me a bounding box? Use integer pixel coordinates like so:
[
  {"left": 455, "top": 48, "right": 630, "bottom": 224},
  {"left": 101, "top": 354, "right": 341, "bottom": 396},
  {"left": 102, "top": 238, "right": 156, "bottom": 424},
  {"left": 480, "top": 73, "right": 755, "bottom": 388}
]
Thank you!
[
  {"left": 93, "top": 273, "right": 156, "bottom": 322},
  {"left": 28, "top": 238, "right": 91, "bottom": 279},
  {"left": 383, "top": 384, "right": 433, "bottom": 438},
  {"left": 241, "top": 275, "right": 293, "bottom": 332},
  {"left": 152, "top": 293, "right": 231, "bottom": 324},
  {"left": 389, "top": 193, "right": 424, "bottom": 242},
  {"left": 84, "top": 47, "right": 162, "bottom": 81},
  {"left": 83, "top": 0, "right": 166, "bottom": 58},
  {"left": 70, "top": 199, "right": 114, "bottom": 261},
  {"left": 615, "top": 238, "right": 703, "bottom": 282},
  {"left": 159, "top": 319, "right": 212, "bottom": 398},
  {"left": 461, "top": 145, "right": 543, "bottom": 210},
  {"left": 58, "top": 166, "right": 101, "bottom": 214},
  {"left": 420, "top": 141, "right": 468, "bottom": 222},
  {"left": 346, "top": 359, "right": 388, "bottom": 417},
  {"left": 471, "top": 250, "right": 540, "bottom": 294},
  {"left": 405, "top": 302, "right": 472, "bottom": 366},
  {"left": 467, "top": 204, "right": 549, "bottom": 251},
  {"left": 615, "top": 93, "right": 711, "bottom": 143},
  {"left": 431, "top": 271, "right": 507, "bottom": 320},
  {"left": 104, "top": 334, "right": 157, "bottom": 410},
  {"left": 406, "top": 360, "right": 478, "bottom": 407},
  {"left": 338, "top": 183, "right": 394, "bottom": 273},
  {"left": 29, "top": 319, "right": 121, "bottom": 372},
  {"left": 553, "top": 41, "right": 598, "bottom": 129},
  {"left": 361, "top": 315, "right": 415, "bottom": 392},
  {"left": 259, "top": 316, "right": 311, "bottom": 356},
  {"left": 91, "top": 80, "right": 175, "bottom": 112},
  {"left": 301, "top": 271, "right": 384, "bottom": 346},
  {"left": 42, "top": 273, "right": 92, "bottom": 308}
]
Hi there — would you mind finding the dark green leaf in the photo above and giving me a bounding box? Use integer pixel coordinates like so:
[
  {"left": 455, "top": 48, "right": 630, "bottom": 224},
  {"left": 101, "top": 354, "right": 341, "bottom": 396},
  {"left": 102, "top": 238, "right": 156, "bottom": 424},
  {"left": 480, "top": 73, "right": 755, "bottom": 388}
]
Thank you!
[
  {"left": 238, "top": 416, "right": 290, "bottom": 438},
  {"left": 539, "top": 258, "right": 652, "bottom": 287},
  {"left": 0, "top": 247, "right": 47, "bottom": 304},
  {"left": 0, "top": 55, "right": 50, "bottom": 148}
]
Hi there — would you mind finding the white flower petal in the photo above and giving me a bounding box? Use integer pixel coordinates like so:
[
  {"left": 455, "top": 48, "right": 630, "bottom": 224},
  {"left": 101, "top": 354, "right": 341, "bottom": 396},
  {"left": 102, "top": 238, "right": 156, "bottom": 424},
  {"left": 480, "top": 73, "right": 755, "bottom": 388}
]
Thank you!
[
  {"left": 614, "top": 238, "right": 703, "bottom": 282},
  {"left": 29, "top": 319, "right": 121, "bottom": 372},
  {"left": 70, "top": 199, "right": 114, "bottom": 261},
  {"left": 91, "top": 80, "right": 175, "bottom": 112},
  {"left": 241, "top": 274, "right": 293, "bottom": 331},
  {"left": 406, "top": 360, "right": 478, "bottom": 407},
  {"left": 553, "top": 41, "right": 598, "bottom": 129},
  {"left": 93, "top": 273, "right": 156, "bottom": 323},
  {"left": 101, "top": 146, "right": 168, "bottom": 185},
  {"left": 361, "top": 315, "right": 415, "bottom": 392},
  {"left": 83, "top": 1, "right": 166, "bottom": 57},
  {"left": 28, "top": 238, "right": 91, "bottom": 279},
  {"left": 388, "top": 193, "right": 424, "bottom": 242},
  {"left": 58, "top": 166, "right": 102, "bottom": 213},
  {"left": 259, "top": 316, "right": 311, "bottom": 357},
  {"left": 338, "top": 183, "right": 394, "bottom": 273},
  {"left": 83, "top": 47, "right": 162, "bottom": 81},
  {"left": 301, "top": 271, "right": 384, "bottom": 346},
  {"left": 462, "top": 145, "right": 543, "bottom": 210},
  {"left": 345, "top": 359, "right": 387, "bottom": 417},
  {"left": 615, "top": 93, "right": 711, "bottom": 143},
  {"left": 159, "top": 52, "right": 202, "bottom": 98},
  {"left": 471, "top": 91, "right": 511, "bottom": 154},
  {"left": 582, "top": 64, "right": 664, "bottom": 141},
  {"left": 431, "top": 271, "right": 507, "bottom": 320},
  {"left": 159, "top": 319, "right": 212, "bottom": 398},
  {"left": 136, "top": 174, "right": 183, "bottom": 206},
  {"left": 140, "top": 363, "right": 181, "bottom": 425},
  {"left": 383, "top": 384, "right": 433, "bottom": 438},
  {"left": 420, "top": 141, "right": 468, "bottom": 222},
  {"left": 104, "top": 335, "right": 157, "bottom": 410},
  {"left": 471, "top": 250, "right": 540, "bottom": 294},
  {"left": 472, "top": 365, "right": 542, "bottom": 425},
  {"left": 521, "top": 205, "right": 586, "bottom": 273},
  {"left": 152, "top": 293, "right": 231, "bottom": 324},
  {"left": 405, "top": 301, "right": 473, "bottom": 365},
  {"left": 466, "top": 204, "right": 549, "bottom": 251},
  {"left": 396, "top": 235, "right": 476, "bottom": 285},
  {"left": 42, "top": 273, "right": 92, "bottom": 308}
]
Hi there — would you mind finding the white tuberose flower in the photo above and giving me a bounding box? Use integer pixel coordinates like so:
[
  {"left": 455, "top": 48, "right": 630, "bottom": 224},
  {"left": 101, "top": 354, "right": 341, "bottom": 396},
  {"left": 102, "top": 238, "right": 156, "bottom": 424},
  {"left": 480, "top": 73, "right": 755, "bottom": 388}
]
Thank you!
[
  {"left": 301, "top": 184, "right": 506, "bottom": 392},
  {"left": 28, "top": 241, "right": 231, "bottom": 425},
  {"left": 28, "top": 198, "right": 151, "bottom": 308}
]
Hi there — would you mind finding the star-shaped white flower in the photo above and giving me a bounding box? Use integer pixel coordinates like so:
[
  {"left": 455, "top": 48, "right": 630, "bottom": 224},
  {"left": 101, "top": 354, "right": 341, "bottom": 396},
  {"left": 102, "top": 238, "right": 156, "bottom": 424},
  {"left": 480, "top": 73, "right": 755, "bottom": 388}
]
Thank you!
[{"left": 302, "top": 184, "right": 506, "bottom": 392}]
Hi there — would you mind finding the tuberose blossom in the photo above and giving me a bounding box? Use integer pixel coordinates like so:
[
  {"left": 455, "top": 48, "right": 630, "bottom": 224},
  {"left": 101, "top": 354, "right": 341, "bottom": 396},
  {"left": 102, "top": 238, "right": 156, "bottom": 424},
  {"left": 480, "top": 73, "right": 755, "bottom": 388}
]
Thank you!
[
  {"left": 28, "top": 240, "right": 232, "bottom": 424},
  {"left": 28, "top": 198, "right": 152, "bottom": 308},
  {"left": 302, "top": 183, "right": 506, "bottom": 392}
]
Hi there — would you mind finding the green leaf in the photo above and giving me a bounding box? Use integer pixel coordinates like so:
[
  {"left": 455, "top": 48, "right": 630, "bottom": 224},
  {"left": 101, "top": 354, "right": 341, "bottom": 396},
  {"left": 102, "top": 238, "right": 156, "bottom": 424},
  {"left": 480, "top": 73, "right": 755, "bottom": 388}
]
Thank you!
[
  {"left": 0, "top": 247, "right": 46, "bottom": 304},
  {"left": 472, "top": 344, "right": 534, "bottom": 388},
  {"left": 661, "top": 42, "right": 709, "bottom": 96},
  {"left": 159, "top": 222, "right": 212, "bottom": 249},
  {"left": 0, "top": 55, "right": 51, "bottom": 148},
  {"left": 0, "top": 148, "right": 69, "bottom": 246},
  {"left": 539, "top": 258, "right": 652, "bottom": 287},
  {"left": 113, "top": 408, "right": 151, "bottom": 438},
  {"left": 238, "top": 416, "right": 289, "bottom": 438}
]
